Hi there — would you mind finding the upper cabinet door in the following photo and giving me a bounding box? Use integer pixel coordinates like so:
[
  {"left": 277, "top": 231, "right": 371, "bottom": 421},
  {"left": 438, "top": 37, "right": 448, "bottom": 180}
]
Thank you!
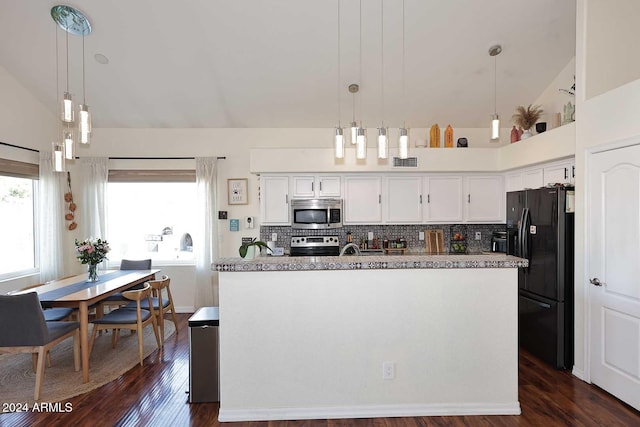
[
  {"left": 260, "top": 176, "right": 290, "bottom": 225},
  {"left": 543, "top": 161, "right": 573, "bottom": 186},
  {"left": 522, "top": 168, "right": 544, "bottom": 190},
  {"left": 318, "top": 176, "right": 341, "bottom": 197},
  {"left": 343, "top": 176, "right": 382, "bottom": 224},
  {"left": 505, "top": 171, "right": 523, "bottom": 192},
  {"left": 464, "top": 175, "right": 505, "bottom": 223},
  {"left": 384, "top": 176, "right": 423, "bottom": 223},
  {"left": 291, "top": 176, "right": 315, "bottom": 198},
  {"left": 424, "top": 176, "right": 464, "bottom": 223}
]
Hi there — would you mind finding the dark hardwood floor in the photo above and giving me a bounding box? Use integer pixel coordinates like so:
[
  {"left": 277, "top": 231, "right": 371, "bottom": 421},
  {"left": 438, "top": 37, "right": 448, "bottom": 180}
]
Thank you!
[{"left": 2, "top": 313, "right": 639, "bottom": 427}]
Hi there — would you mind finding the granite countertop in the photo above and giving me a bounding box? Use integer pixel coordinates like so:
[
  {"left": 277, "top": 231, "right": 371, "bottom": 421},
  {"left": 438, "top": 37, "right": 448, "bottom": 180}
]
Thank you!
[{"left": 213, "top": 253, "right": 528, "bottom": 272}]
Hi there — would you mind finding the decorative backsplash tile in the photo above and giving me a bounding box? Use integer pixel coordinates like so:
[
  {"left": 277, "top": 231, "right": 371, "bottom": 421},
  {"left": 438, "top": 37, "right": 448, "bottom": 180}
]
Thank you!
[{"left": 261, "top": 223, "right": 506, "bottom": 254}]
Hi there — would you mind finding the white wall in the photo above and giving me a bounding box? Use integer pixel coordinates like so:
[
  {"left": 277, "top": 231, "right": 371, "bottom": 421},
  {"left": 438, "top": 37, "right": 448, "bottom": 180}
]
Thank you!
[
  {"left": 533, "top": 58, "right": 576, "bottom": 129},
  {"left": 572, "top": 0, "right": 640, "bottom": 380}
]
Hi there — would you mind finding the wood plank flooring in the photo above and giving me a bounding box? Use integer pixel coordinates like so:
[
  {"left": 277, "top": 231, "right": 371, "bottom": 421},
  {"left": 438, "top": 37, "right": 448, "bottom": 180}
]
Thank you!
[{"left": 2, "top": 314, "right": 639, "bottom": 427}]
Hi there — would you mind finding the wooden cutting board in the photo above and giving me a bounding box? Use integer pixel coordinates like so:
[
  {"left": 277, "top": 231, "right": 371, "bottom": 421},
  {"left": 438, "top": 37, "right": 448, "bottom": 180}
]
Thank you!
[{"left": 425, "top": 229, "right": 444, "bottom": 254}]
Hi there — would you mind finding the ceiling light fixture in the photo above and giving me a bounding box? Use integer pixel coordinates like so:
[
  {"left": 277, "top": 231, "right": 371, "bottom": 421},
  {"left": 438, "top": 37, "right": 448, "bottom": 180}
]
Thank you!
[
  {"left": 334, "top": 0, "right": 344, "bottom": 159},
  {"left": 355, "top": 0, "right": 367, "bottom": 160},
  {"left": 52, "top": 23, "right": 65, "bottom": 172},
  {"left": 51, "top": 5, "right": 92, "bottom": 157},
  {"left": 397, "top": 0, "right": 409, "bottom": 159},
  {"left": 377, "top": 0, "right": 388, "bottom": 160},
  {"left": 489, "top": 44, "right": 502, "bottom": 142}
]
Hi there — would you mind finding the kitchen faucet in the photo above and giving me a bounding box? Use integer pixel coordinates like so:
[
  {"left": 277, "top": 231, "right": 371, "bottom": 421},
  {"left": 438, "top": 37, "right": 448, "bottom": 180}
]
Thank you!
[{"left": 339, "top": 243, "right": 361, "bottom": 256}]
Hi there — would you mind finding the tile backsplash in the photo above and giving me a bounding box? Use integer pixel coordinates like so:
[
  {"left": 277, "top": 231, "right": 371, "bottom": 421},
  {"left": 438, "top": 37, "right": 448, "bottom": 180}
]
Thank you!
[{"left": 261, "top": 224, "right": 506, "bottom": 254}]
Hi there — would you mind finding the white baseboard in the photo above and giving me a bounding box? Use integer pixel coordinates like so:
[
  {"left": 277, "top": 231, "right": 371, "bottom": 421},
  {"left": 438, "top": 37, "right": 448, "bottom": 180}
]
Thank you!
[
  {"left": 218, "top": 402, "right": 521, "bottom": 422},
  {"left": 572, "top": 367, "right": 587, "bottom": 382},
  {"left": 175, "top": 306, "right": 195, "bottom": 313}
]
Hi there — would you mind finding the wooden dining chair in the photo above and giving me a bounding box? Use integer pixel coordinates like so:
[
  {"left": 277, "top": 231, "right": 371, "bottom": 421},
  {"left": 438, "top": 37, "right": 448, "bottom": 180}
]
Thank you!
[
  {"left": 0, "top": 292, "right": 80, "bottom": 400},
  {"left": 89, "top": 283, "right": 161, "bottom": 366},
  {"left": 100, "top": 259, "right": 153, "bottom": 314},
  {"left": 125, "top": 275, "right": 177, "bottom": 343}
]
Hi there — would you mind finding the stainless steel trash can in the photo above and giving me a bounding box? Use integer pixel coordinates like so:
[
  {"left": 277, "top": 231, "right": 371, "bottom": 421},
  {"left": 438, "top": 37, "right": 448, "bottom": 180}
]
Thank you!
[{"left": 188, "top": 306, "right": 219, "bottom": 403}]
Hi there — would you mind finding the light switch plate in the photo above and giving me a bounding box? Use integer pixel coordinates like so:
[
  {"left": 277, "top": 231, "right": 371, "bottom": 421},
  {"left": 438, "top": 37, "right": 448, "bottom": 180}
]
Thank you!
[
  {"left": 368, "top": 231, "right": 374, "bottom": 240},
  {"left": 271, "top": 233, "right": 278, "bottom": 242},
  {"left": 475, "top": 232, "right": 482, "bottom": 240},
  {"left": 419, "top": 231, "right": 425, "bottom": 241}
]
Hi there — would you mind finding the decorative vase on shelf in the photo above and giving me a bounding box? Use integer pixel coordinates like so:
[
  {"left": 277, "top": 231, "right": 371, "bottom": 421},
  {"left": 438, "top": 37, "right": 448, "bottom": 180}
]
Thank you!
[
  {"left": 87, "top": 263, "right": 99, "bottom": 282},
  {"left": 520, "top": 129, "right": 533, "bottom": 140},
  {"left": 510, "top": 126, "right": 520, "bottom": 143}
]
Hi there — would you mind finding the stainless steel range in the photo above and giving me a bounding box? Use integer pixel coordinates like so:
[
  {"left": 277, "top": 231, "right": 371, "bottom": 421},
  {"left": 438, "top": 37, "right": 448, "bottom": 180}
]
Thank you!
[{"left": 290, "top": 235, "right": 340, "bottom": 256}]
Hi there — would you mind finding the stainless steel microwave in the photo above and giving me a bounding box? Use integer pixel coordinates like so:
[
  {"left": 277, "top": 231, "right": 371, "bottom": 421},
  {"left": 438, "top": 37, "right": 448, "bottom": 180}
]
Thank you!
[{"left": 291, "top": 198, "right": 343, "bottom": 229}]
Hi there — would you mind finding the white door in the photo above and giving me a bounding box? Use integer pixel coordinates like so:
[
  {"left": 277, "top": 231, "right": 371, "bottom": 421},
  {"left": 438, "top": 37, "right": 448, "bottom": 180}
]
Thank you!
[
  {"left": 522, "top": 168, "right": 543, "bottom": 189},
  {"left": 588, "top": 143, "right": 640, "bottom": 411},
  {"left": 260, "top": 176, "right": 290, "bottom": 225},
  {"left": 544, "top": 161, "right": 572, "bottom": 186},
  {"left": 318, "top": 176, "right": 341, "bottom": 197},
  {"left": 343, "top": 176, "right": 382, "bottom": 223},
  {"left": 424, "top": 176, "right": 464, "bottom": 222},
  {"left": 464, "top": 175, "right": 504, "bottom": 223},
  {"left": 291, "top": 176, "right": 315, "bottom": 198},
  {"left": 384, "top": 176, "right": 422, "bottom": 223}
]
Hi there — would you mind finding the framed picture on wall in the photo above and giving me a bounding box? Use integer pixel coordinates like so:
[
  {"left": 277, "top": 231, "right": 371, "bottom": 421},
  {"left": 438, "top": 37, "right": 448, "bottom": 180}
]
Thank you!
[{"left": 227, "top": 178, "right": 248, "bottom": 205}]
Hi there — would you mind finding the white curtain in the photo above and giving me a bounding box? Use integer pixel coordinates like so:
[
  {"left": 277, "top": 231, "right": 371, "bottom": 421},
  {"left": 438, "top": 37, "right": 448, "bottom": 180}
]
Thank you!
[
  {"left": 38, "top": 151, "right": 66, "bottom": 282},
  {"left": 78, "top": 158, "right": 109, "bottom": 267},
  {"left": 195, "top": 157, "right": 219, "bottom": 308}
]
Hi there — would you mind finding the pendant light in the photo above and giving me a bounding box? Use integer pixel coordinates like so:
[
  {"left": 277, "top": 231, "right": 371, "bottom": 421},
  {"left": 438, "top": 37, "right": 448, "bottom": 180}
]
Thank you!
[
  {"left": 355, "top": 0, "right": 367, "bottom": 160},
  {"left": 63, "top": 126, "right": 75, "bottom": 160},
  {"left": 377, "top": 0, "right": 388, "bottom": 159},
  {"left": 334, "top": 0, "right": 344, "bottom": 159},
  {"left": 61, "top": 29, "right": 74, "bottom": 123},
  {"left": 52, "top": 141, "right": 65, "bottom": 172},
  {"left": 79, "top": 34, "right": 92, "bottom": 144},
  {"left": 489, "top": 44, "right": 502, "bottom": 142},
  {"left": 397, "top": 0, "right": 409, "bottom": 159}
]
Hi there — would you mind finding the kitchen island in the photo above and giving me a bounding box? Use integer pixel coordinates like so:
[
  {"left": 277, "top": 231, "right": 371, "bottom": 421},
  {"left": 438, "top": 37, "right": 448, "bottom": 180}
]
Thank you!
[{"left": 213, "top": 254, "right": 527, "bottom": 422}]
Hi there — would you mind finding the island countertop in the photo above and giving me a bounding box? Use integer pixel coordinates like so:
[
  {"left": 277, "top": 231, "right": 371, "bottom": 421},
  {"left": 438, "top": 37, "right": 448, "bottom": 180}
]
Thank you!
[{"left": 213, "top": 253, "right": 528, "bottom": 272}]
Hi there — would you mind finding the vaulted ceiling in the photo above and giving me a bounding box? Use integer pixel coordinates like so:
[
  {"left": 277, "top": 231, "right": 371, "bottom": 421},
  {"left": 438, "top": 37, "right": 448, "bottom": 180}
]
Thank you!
[{"left": 0, "top": 0, "right": 576, "bottom": 129}]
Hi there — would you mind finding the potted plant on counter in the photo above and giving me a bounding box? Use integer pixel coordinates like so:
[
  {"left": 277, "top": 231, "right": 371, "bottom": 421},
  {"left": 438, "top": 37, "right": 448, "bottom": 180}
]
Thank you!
[
  {"left": 239, "top": 238, "right": 272, "bottom": 260},
  {"left": 512, "top": 104, "right": 543, "bottom": 140}
]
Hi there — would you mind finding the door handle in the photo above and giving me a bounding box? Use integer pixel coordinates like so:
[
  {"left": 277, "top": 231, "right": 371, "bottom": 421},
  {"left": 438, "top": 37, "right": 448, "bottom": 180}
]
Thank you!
[
  {"left": 427, "top": 194, "right": 430, "bottom": 203},
  {"left": 419, "top": 195, "right": 422, "bottom": 204},
  {"left": 590, "top": 277, "right": 604, "bottom": 286},
  {"left": 319, "top": 181, "right": 322, "bottom": 192},
  {"left": 468, "top": 194, "right": 471, "bottom": 203},
  {"left": 564, "top": 168, "right": 568, "bottom": 179}
]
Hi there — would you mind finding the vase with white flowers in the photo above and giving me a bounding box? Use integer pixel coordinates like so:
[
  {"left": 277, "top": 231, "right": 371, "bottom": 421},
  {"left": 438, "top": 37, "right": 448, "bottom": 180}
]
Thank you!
[{"left": 75, "top": 237, "right": 110, "bottom": 282}]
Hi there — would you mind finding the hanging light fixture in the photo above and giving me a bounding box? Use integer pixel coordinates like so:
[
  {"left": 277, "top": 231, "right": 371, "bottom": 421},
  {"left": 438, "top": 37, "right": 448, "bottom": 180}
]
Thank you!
[
  {"left": 51, "top": 5, "right": 92, "bottom": 152},
  {"left": 52, "top": 141, "right": 65, "bottom": 172},
  {"left": 355, "top": 0, "right": 367, "bottom": 160},
  {"left": 397, "top": 0, "right": 409, "bottom": 159},
  {"left": 334, "top": 0, "right": 344, "bottom": 159},
  {"left": 79, "top": 34, "right": 92, "bottom": 144},
  {"left": 489, "top": 44, "right": 502, "bottom": 142},
  {"left": 377, "top": 0, "right": 388, "bottom": 159}
]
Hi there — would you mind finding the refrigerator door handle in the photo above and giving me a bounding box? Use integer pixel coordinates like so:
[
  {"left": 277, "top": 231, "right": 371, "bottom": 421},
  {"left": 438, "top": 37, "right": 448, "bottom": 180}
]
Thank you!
[
  {"left": 523, "top": 208, "right": 531, "bottom": 261},
  {"left": 517, "top": 208, "right": 526, "bottom": 258},
  {"left": 520, "top": 294, "right": 551, "bottom": 309}
]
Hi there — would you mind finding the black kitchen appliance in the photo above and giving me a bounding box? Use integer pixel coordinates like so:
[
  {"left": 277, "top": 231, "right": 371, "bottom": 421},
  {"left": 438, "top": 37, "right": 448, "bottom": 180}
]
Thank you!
[
  {"left": 506, "top": 186, "right": 575, "bottom": 369},
  {"left": 290, "top": 235, "right": 340, "bottom": 256},
  {"left": 491, "top": 231, "right": 507, "bottom": 252}
]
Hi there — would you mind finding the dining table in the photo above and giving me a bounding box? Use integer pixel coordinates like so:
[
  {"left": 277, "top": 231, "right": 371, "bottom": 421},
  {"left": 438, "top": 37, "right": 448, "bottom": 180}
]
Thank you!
[{"left": 15, "top": 269, "right": 160, "bottom": 383}]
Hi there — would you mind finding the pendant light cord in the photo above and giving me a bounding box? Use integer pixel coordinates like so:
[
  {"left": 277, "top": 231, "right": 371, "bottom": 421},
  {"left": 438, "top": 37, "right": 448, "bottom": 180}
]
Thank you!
[
  {"left": 494, "top": 54, "right": 497, "bottom": 114},
  {"left": 402, "top": 0, "right": 406, "bottom": 129},
  {"left": 337, "top": 0, "right": 341, "bottom": 128},
  {"left": 65, "top": 29, "right": 69, "bottom": 92},
  {"left": 380, "top": 0, "right": 384, "bottom": 128},
  {"left": 359, "top": 0, "right": 363, "bottom": 127},
  {"left": 82, "top": 34, "right": 86, "bottom": 104}
]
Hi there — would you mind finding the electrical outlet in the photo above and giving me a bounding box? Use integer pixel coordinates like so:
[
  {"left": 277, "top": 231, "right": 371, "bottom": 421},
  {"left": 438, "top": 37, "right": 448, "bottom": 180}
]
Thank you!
[
  {"left": 475, "top": 231, "right": 482, "bottom": 240},
  {"left": 271, "top": 233, "right": 278, "bottom": 242},
  {"left": 368, "top": 231, "right": 374, "bottom": 240},
  {"left": 419, "top": 231, "right": 425, "bottom": 241},
  {"left": 382, "top": 361, "right": 395, "bottom": 380}
]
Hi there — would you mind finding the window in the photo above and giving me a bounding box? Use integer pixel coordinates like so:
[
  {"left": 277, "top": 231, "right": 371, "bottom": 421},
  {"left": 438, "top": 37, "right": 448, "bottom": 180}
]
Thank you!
[
  {"left": 107, "top": 170, "right": 197, "bottom": 265},
  {"left": 0, "top": 159, "right": 39, "bottom": 278}
]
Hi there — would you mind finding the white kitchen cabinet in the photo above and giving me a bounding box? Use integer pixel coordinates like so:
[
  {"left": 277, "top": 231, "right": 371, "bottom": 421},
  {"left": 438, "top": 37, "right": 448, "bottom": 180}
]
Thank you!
[
  {"left": 464, "top": 175, "right": 505, "bottom": 223},
  {"left": 543, "top": 160, "right": 573, "bottom": 186},
  {"left": 291, "top": 175, "right": 341, "bottom": 198},
  {"left": 522, "top": 168, "right": 544, "bottom": 189},
  {"left": 343, "top": 176, "right": 382, "bottom": 224},
  {"left": 384, "top": 176, "right": 423, "bottom": 223},
  {"left": 423, "top": 176, "right": 464, "bottom": 222},
  {"left": 260, "top": 176, "right": 290, "bottom": 225},
  {"left": 505, "top": 172, "right": 523, "bottom": 192}
]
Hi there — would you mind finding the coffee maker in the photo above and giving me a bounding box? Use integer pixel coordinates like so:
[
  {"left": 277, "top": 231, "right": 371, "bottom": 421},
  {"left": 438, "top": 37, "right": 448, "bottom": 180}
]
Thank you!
[{"left": 491, "top": 231, "right": 507, "bottom": 253}]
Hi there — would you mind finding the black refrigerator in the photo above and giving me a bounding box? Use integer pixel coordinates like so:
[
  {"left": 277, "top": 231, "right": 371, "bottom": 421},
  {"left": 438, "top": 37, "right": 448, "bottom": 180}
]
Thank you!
[{"left": 506, "top": 186, "right": 575, "bottom": 369}]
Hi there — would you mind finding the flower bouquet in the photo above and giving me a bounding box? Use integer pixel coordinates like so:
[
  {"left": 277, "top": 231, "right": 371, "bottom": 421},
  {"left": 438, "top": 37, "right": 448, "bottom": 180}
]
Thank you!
[{"left": 75, "top": 237, "right": 110, "bottom": 282}]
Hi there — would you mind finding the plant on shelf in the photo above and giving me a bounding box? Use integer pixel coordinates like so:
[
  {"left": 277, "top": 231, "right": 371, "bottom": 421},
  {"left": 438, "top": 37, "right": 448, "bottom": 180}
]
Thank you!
[
  {"left": 239, "top": 238, "right": 272, "bottom": 259},
  {"left": 512, "top": 104, "right": 544, "bottom": 139}
]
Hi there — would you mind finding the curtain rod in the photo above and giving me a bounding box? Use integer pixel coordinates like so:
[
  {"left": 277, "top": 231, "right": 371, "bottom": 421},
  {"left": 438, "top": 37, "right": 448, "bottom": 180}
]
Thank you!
[
  {"left": 0, "top": 141, "right": 40, "bottom": 153},
  {"left": 109, "top": 156, "right": 226, "bottom": 160}
]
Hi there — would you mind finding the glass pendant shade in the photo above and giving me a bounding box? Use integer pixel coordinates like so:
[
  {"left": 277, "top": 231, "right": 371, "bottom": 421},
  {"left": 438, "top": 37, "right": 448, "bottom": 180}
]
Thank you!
[
  {"left": 491, "top": 114, "right": 500, "bottom": 141},
  {"left": 350, "top": 121, "right": 358, "bottom": 145},
  {"left": 334, "top": 127, "right": 345, "bottom": 159},
  {"left": 52, "top": 141, "right": 65, "bottom": 172},
  {"left": 61, "top": 92, "right": 74, "bottom": 122},
  {"left": 79, "top": 105, "right": 91, "bottom": 144},
  {"left": 398, "top": 128, "right": 409, "bottom": 159},
  {"left": 63, "top": 129, "right": 74, "bottom": 159},
  {"left": 377, "top": 127, "right": 388, "bottom": 159},
  {"left": 356, "top": 127, "right": 367, "bottom": 159}
]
